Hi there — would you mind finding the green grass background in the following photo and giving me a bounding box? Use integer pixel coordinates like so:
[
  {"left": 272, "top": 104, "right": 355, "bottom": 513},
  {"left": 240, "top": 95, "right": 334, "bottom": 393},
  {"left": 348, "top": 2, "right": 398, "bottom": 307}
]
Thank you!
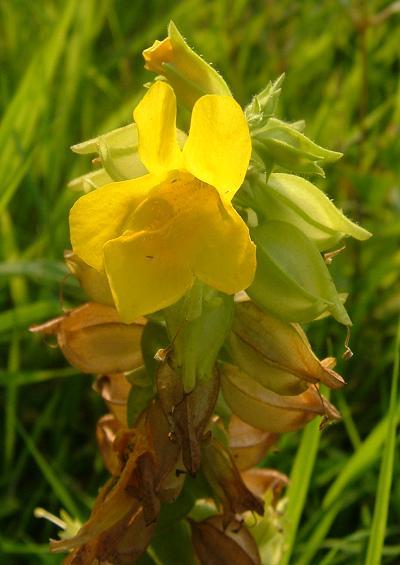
[{"left": 1, "top": 0, "right": 399, "bottom": 563}]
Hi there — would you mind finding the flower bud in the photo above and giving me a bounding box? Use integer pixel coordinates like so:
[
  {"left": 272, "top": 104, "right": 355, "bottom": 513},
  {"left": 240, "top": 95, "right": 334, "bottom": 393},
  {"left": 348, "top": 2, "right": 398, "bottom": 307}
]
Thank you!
[
  {"left": 69, "top": 124, "right": 147, "bottom": 192},
  {"left": 252, "top": 117, "right": 342, "bottom": 177},
  {"left": 68, "top": 122, "right": 187, "bottom": 191},
  {"left": 221, "top": 363, "right": 340, "bottom": 433},
  {"left": 143, "top": 21, "right": 231, "bottom": 109},
  {"left": 230, "top": 301, "right": 345, "bottom": 395},
  {"left": 245, "top": 75, "right": 285, "bottom": 129},
  {"left": 30, "top": 303, "right": 145, "bottom": 374},
  {"left": 248, "top": 220, "right": 352, "bottom": 325}
]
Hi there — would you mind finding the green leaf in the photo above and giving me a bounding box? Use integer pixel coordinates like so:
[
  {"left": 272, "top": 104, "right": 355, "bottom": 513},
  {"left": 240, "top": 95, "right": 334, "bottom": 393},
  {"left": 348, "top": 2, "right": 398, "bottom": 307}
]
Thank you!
[{"left": 17, "top": 423, "right": 83, "bottom": 521}]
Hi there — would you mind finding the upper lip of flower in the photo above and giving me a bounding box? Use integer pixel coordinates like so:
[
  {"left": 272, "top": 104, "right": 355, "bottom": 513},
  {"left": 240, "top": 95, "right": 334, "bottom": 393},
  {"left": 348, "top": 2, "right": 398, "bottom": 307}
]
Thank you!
[{"left": 69, "top": 81, "right": 256, "bottom": 322}]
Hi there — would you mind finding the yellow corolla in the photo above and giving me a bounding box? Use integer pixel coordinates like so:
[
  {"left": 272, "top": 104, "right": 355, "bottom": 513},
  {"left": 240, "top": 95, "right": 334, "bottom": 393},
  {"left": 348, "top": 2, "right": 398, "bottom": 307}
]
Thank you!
[{"left": 70, "top": 81, "right": 256, "bottom": 323}]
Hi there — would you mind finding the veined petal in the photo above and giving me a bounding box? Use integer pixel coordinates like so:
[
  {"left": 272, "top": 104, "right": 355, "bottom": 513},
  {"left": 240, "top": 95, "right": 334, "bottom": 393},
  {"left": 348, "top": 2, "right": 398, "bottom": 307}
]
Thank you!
[
  {"left": 183, "top": 95, "right": 251, "bottom": 200},
  {"left": 104, "top": 230, "right": 194, "bottom": 323},
  {"left": 133, "top": 81, "right": 183, "bottom": 174},
  {"left": 70, "top": 174, "right": 157, "bottom": 271}
]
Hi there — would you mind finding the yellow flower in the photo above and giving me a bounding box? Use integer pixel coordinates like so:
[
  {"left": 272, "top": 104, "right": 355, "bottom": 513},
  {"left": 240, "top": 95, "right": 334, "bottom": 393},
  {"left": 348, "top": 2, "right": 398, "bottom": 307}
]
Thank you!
[{"left": 70, "top": 81, "right": 255, "bottom": 323}]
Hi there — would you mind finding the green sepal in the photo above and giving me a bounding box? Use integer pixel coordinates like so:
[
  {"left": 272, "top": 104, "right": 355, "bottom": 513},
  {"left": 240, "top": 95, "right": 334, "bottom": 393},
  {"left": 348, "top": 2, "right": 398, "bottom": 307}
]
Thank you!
[
  {"left": 247, "top": 173, "right": 371, "bottom": 250},
  {"left": 164, "top": 282, "right": 234, "bottom": 392},
  {"left": 252, "top": 117, "right": 342, "bottom": 177},
  {"left": 70, "top": 124, "right": 147, "bottom": 188},
  {"left": 69, "top": 121, "right": 186, "bottom": 190},
  {"left": 248, "top": 220, "right": 352, "bottom": 325}
]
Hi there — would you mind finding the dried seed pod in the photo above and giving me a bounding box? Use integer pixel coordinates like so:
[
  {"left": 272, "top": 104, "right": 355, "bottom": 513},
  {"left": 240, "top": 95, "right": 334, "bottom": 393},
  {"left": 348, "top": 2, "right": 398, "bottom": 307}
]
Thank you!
[
  {"left": 230, "top": 301, "right": 345, "bottom": 394},
  {"left": 221, "top": 363, "right": 340, "bottom": 433},
  {"left": 30, "top": 302, "right": 145, "bottom": 374}
]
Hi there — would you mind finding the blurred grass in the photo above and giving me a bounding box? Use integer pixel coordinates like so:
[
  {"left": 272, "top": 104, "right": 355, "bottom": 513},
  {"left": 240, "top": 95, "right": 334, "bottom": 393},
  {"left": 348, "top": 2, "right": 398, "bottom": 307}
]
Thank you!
[{"left": 1, "top": 0, "right": 399, "bottom": 563}]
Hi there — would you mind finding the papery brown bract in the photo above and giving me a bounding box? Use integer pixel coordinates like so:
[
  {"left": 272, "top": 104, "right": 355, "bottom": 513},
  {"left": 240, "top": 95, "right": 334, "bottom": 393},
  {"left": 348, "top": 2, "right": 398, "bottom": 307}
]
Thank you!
[
  {"left": 51, "top": 400, "right": 182, "bottom": 562},
  {"left": 96, "top": 414, "right": 123, "bottom": 476},
  {"left": 30, "top": 303, "right": 145, "bottom": 375},
  {"left": 190, "top": 515, "right": 261, "bottom": 565},
  {"left": 202, "top": 438, "right": 264, "bottom": 521},
  {"left": 157, "top": 360, "right": 220, "bottom": 475},
  {"left": 241, "top": 468, "right": 288, "bottom": 503},
  {"left": 63, "top": 505, "right": 154, "bottom": 565},
  {"left": 95, "top": 373, "right": 132, "bottom": 426},
  {"left": 228, "top": 415, "right": 279, "bottom": 471}
]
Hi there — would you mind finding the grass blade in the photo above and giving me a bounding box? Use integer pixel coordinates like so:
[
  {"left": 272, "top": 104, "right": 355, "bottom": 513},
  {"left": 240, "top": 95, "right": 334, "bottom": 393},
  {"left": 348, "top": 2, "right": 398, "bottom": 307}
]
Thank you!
[
  {"left": 280, "top": 401, "right": 324, "bottom": 565},
  {"left": 365, "top": 317, "right": 400, "bottom": 564},
  {"left": 17, "top": 423, "right": 83, "bottom": 521}
]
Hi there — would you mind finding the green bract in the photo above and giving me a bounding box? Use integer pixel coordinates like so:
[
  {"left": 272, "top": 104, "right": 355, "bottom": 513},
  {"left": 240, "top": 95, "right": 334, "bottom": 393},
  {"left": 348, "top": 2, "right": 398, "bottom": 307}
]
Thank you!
[
  {"left": 248, "top": 220, "right": 352, "bottom": 325},
  {"left": 164, "top": 282, "right": 234, "bottom": 392},
  {"left": 246, "top": 172, "right": 371, "bottom": 251}
]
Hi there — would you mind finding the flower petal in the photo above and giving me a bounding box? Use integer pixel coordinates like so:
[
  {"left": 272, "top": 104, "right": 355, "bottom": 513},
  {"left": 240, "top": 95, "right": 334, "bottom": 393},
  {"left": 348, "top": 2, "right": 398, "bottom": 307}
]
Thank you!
[
  {"left": 190, "top": 194, "right": 256, "bottom": 294},
  {"left": 70, "top": 174, "right": 157, "bottom": 271},
  {"left": 183, "top": 95, "right": 251, "bottom": 199},
  {"left": 104, "top": 230, "right": 194, "bottom": 323},
  {"left": 102, "top": 172, "right": 255, "bottom": 321},
  {"left": 133, "top": 81, "right": 183, "bottom": 174},
  {"left": 131, "top": 172, "right": 256, "bottom": 293}
]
